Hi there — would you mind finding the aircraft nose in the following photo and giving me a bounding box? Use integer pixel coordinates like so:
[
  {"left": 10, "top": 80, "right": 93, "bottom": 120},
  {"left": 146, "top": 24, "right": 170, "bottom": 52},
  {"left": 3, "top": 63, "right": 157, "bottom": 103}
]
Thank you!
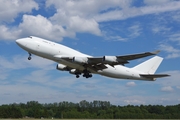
[
  {"left": 15, "top": 39, "right": 21, "bottom": 45},
  {"left": 15, "top": 38, "right": 28, "bottom": 48}
]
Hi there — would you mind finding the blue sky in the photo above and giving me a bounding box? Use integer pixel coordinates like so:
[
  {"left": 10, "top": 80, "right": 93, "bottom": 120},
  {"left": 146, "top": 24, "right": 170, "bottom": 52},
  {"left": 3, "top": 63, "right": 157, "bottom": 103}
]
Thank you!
[{"left": 0, "top": 0, "right": 180, "bottom": 105}]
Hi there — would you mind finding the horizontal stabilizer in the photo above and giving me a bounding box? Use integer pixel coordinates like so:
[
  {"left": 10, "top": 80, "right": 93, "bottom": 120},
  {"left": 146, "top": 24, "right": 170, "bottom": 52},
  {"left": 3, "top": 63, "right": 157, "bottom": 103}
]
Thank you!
[{"left": 140, "top": 74, "right": 170, "bottom": 78}]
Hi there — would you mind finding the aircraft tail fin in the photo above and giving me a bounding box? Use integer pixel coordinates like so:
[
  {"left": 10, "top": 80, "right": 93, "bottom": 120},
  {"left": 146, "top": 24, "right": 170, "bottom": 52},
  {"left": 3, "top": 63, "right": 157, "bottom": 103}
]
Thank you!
[{"left": 132, "top": 56, "right": 163, "bottom": 74}]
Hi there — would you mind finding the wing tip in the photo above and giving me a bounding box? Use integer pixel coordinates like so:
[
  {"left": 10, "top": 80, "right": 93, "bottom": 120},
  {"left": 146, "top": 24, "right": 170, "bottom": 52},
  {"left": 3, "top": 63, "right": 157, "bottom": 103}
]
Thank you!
[{"left": 152, "top": 50, "right": 161, "bottom": 55}]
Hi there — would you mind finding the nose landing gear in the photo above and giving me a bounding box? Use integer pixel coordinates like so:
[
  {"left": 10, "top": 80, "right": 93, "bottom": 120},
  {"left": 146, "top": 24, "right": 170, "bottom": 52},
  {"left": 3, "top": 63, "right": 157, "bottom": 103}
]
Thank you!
[{"left": 28, "top": 53, "right": 32, "bottom": 60}]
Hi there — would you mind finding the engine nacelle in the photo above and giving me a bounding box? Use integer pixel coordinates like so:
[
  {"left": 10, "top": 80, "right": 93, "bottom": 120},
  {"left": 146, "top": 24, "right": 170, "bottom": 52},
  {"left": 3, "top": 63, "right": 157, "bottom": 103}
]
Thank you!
[
  {"left": 56, "top": 64, "right": 68, "bottom": 71},
  {"left": 69, "top": 69, "right": 76, "bottom": 74},
  {"left": 72, "top": 57, "right": 88, "bottom": 64},
  {"left": 69, "top": 69, "right": 81, "bottom": 75},
  {"left": 103, "top": 56, "right": 117, "bottom": 63}
]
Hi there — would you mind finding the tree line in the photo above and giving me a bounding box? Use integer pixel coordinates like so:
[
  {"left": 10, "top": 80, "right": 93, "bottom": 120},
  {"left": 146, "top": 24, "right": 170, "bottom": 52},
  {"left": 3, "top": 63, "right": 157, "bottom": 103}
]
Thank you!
[{"left": 0, "top": 100, "right": 180, "bottom": 119}]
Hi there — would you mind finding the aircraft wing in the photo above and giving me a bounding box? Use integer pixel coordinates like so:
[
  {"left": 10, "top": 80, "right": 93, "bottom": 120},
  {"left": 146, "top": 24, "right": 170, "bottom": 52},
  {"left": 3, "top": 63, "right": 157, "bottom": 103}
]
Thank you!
[
  {"left": 54, "top": 55, "right": 108, "bottom": 70},
  {"left": 54, "top": 50, "right": 160, "bottom": 70},
  {"left": 88, "top": 50, "right": 160, "bottom": 66},
  {"left": 116, "top": 50, "right": 160, "bottom": 61}
]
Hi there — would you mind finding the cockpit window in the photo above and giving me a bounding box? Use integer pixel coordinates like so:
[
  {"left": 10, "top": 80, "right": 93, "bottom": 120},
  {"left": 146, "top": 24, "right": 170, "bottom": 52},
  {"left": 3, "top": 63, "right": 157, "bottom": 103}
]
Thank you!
[{"left": 28, "top": 36, "right": 32, "bottom": 38}]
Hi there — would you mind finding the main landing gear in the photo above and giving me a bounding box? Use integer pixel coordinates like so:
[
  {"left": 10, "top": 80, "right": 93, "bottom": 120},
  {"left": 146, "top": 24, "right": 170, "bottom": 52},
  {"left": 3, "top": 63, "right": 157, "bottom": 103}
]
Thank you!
[
  {"left": 73, "top": 69, "right": 92, "bottom": 78},
  {"left": 28, "top": 53, "right": 32, "bottom": 60},
  {"left": 74, "top": 69, "right": 92, "bottom": 78},
  {"left": 76, "top": 74, "right": 80, "bottom": 78},
  {"left": 82, "top": 69, "right": 92, "bottom": 78}
]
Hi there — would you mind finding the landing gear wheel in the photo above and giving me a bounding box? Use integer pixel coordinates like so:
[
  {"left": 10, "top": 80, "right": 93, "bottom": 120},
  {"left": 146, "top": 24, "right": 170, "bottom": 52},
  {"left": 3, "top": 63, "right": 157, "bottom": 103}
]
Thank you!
[
  {"left": 89, "top": 74, "right": 92, "bottom": 78},
  {"left": 28, "top": 53, "right": 32, "bottom": 60},
  {"left": 82, "top": 69, "right": 93, "bottom": 78},
  {"left": 84, "top": 74, "right": 93, "bottom": 78},
  {"left": 28, "top": 57, "right": 31, "bottom": 60},
  {"left": 76, "top": 75, "right": 80, "bottom": 78}
]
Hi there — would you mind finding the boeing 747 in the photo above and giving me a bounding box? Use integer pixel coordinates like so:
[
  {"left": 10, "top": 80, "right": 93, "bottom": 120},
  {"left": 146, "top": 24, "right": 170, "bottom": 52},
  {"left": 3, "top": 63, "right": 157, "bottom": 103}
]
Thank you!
[{"left": 16, "top": 36, "right": 169, "bottom": 81}]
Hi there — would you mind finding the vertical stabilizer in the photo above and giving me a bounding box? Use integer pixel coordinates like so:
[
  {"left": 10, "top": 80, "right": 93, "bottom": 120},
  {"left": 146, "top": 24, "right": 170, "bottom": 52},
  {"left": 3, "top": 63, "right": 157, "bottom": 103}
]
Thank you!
[{"left": 132, "top": 56, "right": 163, "bottom": 74}]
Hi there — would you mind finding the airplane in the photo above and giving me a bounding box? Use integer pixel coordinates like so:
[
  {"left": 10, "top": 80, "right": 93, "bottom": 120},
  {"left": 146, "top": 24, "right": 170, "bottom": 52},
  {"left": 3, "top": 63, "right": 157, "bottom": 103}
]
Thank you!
[{"left": 16, "top": 36, "right": 170, "bottom": 81}]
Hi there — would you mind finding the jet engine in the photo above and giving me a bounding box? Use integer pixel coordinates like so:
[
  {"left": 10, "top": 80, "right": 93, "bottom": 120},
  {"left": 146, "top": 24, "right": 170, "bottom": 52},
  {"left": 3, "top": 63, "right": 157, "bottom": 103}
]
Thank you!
[
  {"left": 72, "top": 57, "right": 88, "bottom": 64},
  {"left": 103, "top": 56, "right": 117, "bottom": 63},
  {"left": 69, "top": 69, "right": 76, "bottom": 74},
  {"left": 56, "top": 64, "right": 68, "bottom": 71}
]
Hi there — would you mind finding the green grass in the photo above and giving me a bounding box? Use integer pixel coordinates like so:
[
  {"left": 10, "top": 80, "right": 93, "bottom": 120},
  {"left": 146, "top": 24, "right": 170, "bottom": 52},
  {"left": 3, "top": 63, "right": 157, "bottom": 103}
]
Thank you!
[{"left": 0, "top": 118, "right": 174, "bottom": 120}]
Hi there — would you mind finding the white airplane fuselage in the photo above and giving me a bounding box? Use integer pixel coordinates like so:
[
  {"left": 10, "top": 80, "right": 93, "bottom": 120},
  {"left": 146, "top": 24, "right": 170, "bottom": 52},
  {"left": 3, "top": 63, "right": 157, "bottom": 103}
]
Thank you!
[{"left": 16, "top": 36, "right": 163, "bottom": 81}]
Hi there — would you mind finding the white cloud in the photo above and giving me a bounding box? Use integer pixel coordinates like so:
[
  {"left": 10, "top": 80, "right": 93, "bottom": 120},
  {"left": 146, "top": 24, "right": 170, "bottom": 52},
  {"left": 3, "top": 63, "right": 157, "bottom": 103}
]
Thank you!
[
  {"left": 169, "top": 32, "right": 180, "bottom": 44},
  {"left": 68, "top": 16, "right": 101, "bottom": 36},
  {"left": 107, "top": 93, "right": 112, "bottom": 96},
  {"left": 152, "top": 25, "right": 171, "bottom": 34},
  {"left": 46, "top": 0, "right": 132, "bottom": 18},
  {"left": 124, "top": 99, "right": 145, "bottom": 105},
  {"left": 0, "top": 25, "right": 21, "bottom": 40},
  {"left": 0, "top": 55, "right": 54, "bottom": 70},
  {"left": 1, "top": 0, "right": 180, "bottom": 41},
  {"left": 128, "top": 24, "right": 142, "bottom": 38},
  {"left": 0, "top": 10, "right": 101, "bottom": 41},
  {"left": 156, "top": 70, "right": 180, "bottom": 87},
  {"left": 95, "top": 1, "right": 180, "bottom": 22},
  {"left": 0, "top": 70, "right": 8, "bottom": 80},
  {"left": 0, "top": 0, "right": 38, "bottom": 23},
  {"left": 126, "top": 82, "right": 136, "bottom": 87},
  {"left": 0, "top": 84, "right": 61, "bottom": 104},
  {"left": 0, "top": 63, "right": 179, "bottom": 105},
  {"left": 19, "top": 14, "right": 69, "bottom": 41},
  {"left": 0, "top": 14, "right": 74, "bottom": 41},
  {"left": 114, "top": 94, "right": 180, "bottom": 105},
  {"left": 18, "top": 69, "right": 54, "bottom": 86},
  {"left": 172, "top": 11, "right": 180, "bottom": 22},
  {"left": 161, "top": 86, "right": 174, "bottom": 92},
  {"left": 107, "top": 36, "right": 127, "bottom": 41},
  {"left": 96, "top": 11, "right": 124, "bottom": 22},
  {"left": 141, "top": 1, "right": 180, "bottom": 14},
  {"left": 144, "top": 0, "right": 173, "bottom": 5},
  {"left": 176, "top": 86, "right": 180, "bottom": 89},
  {"left": 46, "top": 0, "right": 180, "bottom": 41},
  {"left": 103, "top": 33, "right": 127, "bottom": 41},
  {"left": 47, "top": 0, "right": 127, "bottom": 37},
  {"left": 159, "top": 44, "right": 180, "bottom": 59}
]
